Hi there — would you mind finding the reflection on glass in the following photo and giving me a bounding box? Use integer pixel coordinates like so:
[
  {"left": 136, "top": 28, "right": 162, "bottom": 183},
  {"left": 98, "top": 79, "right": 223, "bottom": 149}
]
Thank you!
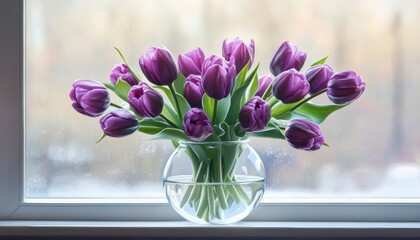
[{"left": 25, "top": 0, "right": 420, "bottom": 200}]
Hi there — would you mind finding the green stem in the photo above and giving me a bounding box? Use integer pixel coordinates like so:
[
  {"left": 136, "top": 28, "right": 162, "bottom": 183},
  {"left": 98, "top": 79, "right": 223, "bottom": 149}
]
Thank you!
[
  {"left": 225, "top": 184, "right": 241, "bottom": 204},
  {"left": 212, "top": 99, "right": 218, "bottom": 124},
  {"left": 197, "top": 164, "right": 211, "bottom": 219},
  {"left": 207, "top": 186, "right": 217, "bottom": 219},
  {"left": 223, "top": 144, "right": 240, "bottom": 181},
  {"left": 110, "top": 103, "right": 123, "bottom": 109},
  {"left": 231, "top": 175, "right": 251, "bottom": 204},
  {"left": 178, "top": 146, "right": 202, "bottom": 209},
  {"left": 267, "top": 96, "right": 277, "bottom": 107},
  {"left": 262, "top": 85, "right": 272, "bottom": 100},
  {"left": 266, "top": 94, "right": 273, "bottom": 102},
  {"left": 159, "top": 114, "right": 178, "bottom": 128},
  {"left": 184, "top": 161, "right": 207, "bottom": 205},
  {"left": 169, "top": 84, "right": 183, "bottom": 122},
  {"left": 196, "top": 184, "right": 208, "bottom": 219},
  {"left": 288, "top": 89, "right": 327, "bottom": 112},
  {"left": 206, "top": 167, "right": 216, "bottom": 219},
  {"left": 214, "top": 145, "right": 228, "bottom": 209}
]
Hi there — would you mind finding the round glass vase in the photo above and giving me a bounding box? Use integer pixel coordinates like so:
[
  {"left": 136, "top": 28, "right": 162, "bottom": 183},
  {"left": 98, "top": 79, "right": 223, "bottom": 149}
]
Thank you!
[{"left": 163, "top": 140, "right": 265, "bottom": 224}]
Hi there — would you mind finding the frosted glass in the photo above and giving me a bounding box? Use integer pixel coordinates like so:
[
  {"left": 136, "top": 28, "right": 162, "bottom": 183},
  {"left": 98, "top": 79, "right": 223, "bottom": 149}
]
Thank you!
[{"left": 24, "top": 0, "right": 420, "bottom": 200}]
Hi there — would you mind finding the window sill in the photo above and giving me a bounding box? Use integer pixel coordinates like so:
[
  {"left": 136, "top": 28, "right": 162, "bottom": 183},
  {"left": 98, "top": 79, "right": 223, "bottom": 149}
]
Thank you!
[{"left": 1, "top": 221, "right": 420, "bottom": 238}]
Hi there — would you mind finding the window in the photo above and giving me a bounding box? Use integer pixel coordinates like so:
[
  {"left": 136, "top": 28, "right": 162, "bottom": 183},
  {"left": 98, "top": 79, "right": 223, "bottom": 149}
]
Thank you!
[{"left": 1, "top": 0, "right": 420, "bottom": 221}]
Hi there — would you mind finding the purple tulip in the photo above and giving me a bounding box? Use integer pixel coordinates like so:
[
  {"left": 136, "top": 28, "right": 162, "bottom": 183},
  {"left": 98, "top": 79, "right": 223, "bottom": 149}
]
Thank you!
[
  {"left": 327, "top": 71, "right": 366, "bottom": 104},
  {"left": 255, "top": 74, "right": 272, "bottom": 97},
  {"left": 305, "top": 64, "right": 334, "bottom": 95},
  {"left": 128, "top": 82, "right": 163, "bottom": 118},
  {"left": 285, "top": 119, "right": 324, "bottom": 151},
  {"left": 270, "top": 41, "right": 307, "bottom": 76},
  {"left": 239, "top": 97, "right": 270, "bottom": 132},
  {"left": 272, "top": 69, "right": 309, "bottom": 103},
  {"left": 110, "top": 63, "right": 137, "bottom": 86},
  {"left": 178, "top": 47, "right": 205, "bottom": 77},
  {"left": 183, "top": 108, "right": 213, "bottom": 141},
  {"left": 183, "top": 75, "right": 204, "bottom": 108},
  {"left": 70, "top": 79, "right": 110, "bottom": 117},
  {"left": 139, "top": 46, "right": 178, "bottom": 85},
  {"left": 201, "top": 55, "right": 236, "bottom": 100},
  {"left": 100, "top": 109, "right": 139, "bottom": 137},
  {"left": 222, "top": 37, "right": 255, "bottom": 74}
]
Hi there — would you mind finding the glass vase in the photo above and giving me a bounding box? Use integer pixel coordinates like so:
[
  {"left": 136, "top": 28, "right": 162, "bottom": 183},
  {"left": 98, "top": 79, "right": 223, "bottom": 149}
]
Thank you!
[{"left": 163, "top": 140, "right": 265, "bottom": 224}]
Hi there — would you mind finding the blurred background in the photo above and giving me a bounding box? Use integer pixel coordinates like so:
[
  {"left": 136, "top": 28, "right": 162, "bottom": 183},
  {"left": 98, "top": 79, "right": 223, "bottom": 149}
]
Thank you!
[{"left": 24, "top": 0, "right": 420, "bottom": 201}]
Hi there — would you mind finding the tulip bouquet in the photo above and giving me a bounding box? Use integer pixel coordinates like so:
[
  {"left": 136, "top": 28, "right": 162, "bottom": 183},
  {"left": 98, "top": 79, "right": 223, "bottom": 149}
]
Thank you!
[{"left": 70, "top": 38, "right": 365, "bottom": 221}]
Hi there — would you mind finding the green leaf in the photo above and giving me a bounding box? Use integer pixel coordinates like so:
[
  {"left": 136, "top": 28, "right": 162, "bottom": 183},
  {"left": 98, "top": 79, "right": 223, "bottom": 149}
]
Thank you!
[
  {"left": 161, "top": 103, "right": 181, "bottom": 127},
  {"left": 262, "top": 84, "right": 272, "bottom": 100},
  {"left": 114, "top": 78, "right": 131, "bottom": 102},
  {"left": 154, "top": 85, "right": 175, "bottom": 106},
  {"left": 214, "top": 96, "right": 231, "bottom": 125},
  {"left": 225, "top": 63, "right": 260, "bottom": 124},
  {"left": 171, "top": 140, "right": 180, "bottom": 148},
  {"left": 233, "top": 62, "right": 250, "bottom": 91},
  {"left": 219, "top": 122, "right": 231, "bottom": 140},
  {"left": 138, "top": 126, "right": 166, "bottom": 135},
  {"left": 173, "top": 73, "right": 186, "bottom": 95},
  {"left": 250, "top": 127, "right": 285, "bottom": 139},
  {"left": 138, "top": 116, "right": 175, "bottom": 135},
  {"left": 152, "top": 128, "right": 189, "bottom": 141},
  {"left": 205, "top": 133, "right": 221, "bottom": 142},
  {"left": 233, "top": 122, "right": 246, "bottom": 138},
  {"left": 96, "top": 133, "right": 106, "bottom": 144},
  {"left": 114, "top": 47, "right": 141, "bottom": 83},
  {"left": 140, "top": 118, "right": 171, "bottom": 128},
  {"left": 103, "top": 82, "right": 115, "bottom": 91},
  {"left": 153, "top": 85, "right": 190, "bottom": 117},
  {"left": 213, "top": 125, "right": 226, "bottom": 138},
  {"left": 202, "top": 93, "right": 214, "bottom": 120},
  {"left": 269, "top": 118, "right": 287, "bottom": 129},
  {"left": 218, "top": 122, "right": 240, "bottom": 141},
  {"left": 271, "top": 100, "right": 303, "bottom": 119},
  {"left": 244, "top": 73, "right": 259, "bottom": 104},
  {"left": 174, "top": 92, "right": 191, "bottom": 117},
  {"left": 291, "top": 102, "right": 347, "bottom": 124},
  {"left": 310, "top": 56, "right": 328, "bottom": 67},
  {"left": 188, "top": 144, "right": 212, "bottom": 164}
]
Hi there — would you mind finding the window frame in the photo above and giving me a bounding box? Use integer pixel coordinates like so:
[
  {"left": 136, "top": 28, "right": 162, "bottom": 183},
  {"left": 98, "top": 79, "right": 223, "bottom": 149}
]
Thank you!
[{"left": 1, "top": 0, "right": 420, "bottom": 222}]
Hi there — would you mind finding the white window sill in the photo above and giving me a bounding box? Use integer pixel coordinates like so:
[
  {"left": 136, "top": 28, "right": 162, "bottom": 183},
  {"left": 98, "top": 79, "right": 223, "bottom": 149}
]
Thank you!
[{"left": 1, "top": 221, "right": 420, "bottom": 238}]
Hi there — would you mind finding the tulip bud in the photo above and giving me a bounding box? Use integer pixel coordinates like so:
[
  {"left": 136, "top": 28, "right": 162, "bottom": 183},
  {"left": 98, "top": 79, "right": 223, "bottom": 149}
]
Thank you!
[
  {"left": 183, "top": 75, "right": 205, "bottom": 108},
  {"left": 239, "top": 97, "right": 270, "bottom": 132},
  {"left": 285, "top": 119, "right": 324, "bottom": 151},
  {"left": 128, "top": 82, "right": 163, "bottom": 118},
  {"left": 255, "top": 74, "right": 272, "bottom": 97},
  {"left": 110, "top": 63, "right": 137, "bottom": 86},
  {"left": 70, "top": 79, "right": 110, "bottom": 117},
  {"left": 327, "top": 71, "right": 366, "bottom": 104},
  {"left": 99, "top": 109, "right": 140, "bottom": 137},
  {"left": 305, "top": 64, "right": 334, "bottom": 95},
  {"left": 178, "top": 47, "right": 205, "bottom": 77},
  {"left": 201, "top": 55, "right": 236, "bottom": 100},
  {"left": 183, "top": 108, "right": 213, "bottom": 141},
  {"left": 270, "top": 41, "right": 307, "bottom": 76},
  {"left": 222, "top": 37, "right": 255, "bottom": 74},
  {"left": 272, "top": 69, "right": 309, "bottom": 103},
  {"left": 139, "top": 46, "right": 178, "bottom": 85}
]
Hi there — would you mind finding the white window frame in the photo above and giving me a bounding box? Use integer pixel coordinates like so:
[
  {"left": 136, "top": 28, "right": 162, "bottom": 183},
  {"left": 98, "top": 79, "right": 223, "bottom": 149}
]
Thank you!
[{"left": 1, "top": 0, "right": 420, "bottom": 222}]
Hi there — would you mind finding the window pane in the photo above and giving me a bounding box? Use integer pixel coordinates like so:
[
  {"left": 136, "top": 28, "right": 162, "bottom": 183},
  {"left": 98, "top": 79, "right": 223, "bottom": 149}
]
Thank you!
[{"left": 24, "top": 0, "right": 420, "bottom": 201}]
